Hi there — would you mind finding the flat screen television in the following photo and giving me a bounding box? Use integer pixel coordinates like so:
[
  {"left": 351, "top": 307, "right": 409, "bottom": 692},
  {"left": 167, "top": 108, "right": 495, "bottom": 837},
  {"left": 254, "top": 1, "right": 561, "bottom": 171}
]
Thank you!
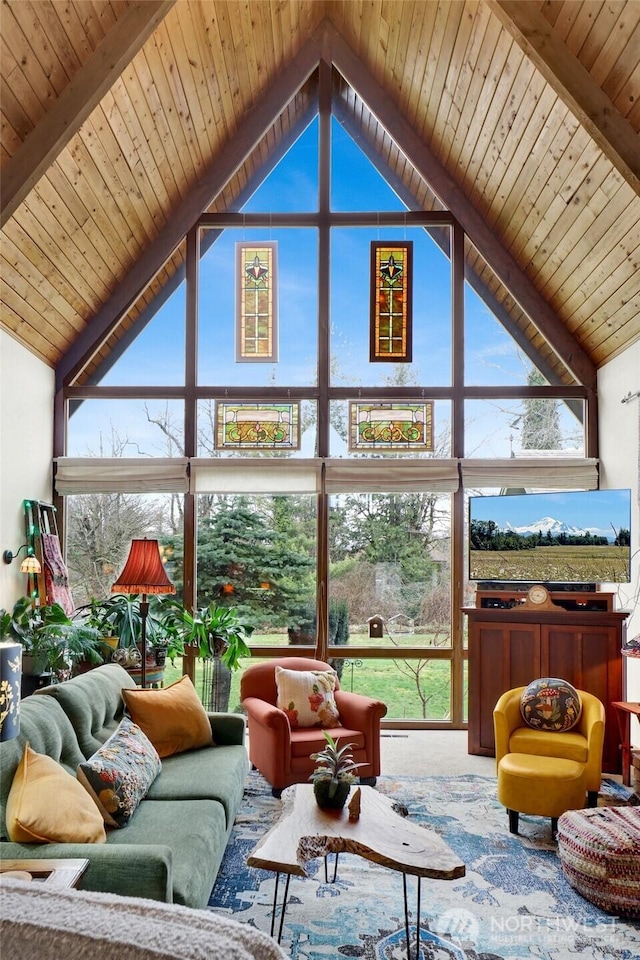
[{"left": 468, "top": 488, "right": 631, "bottom": 586}]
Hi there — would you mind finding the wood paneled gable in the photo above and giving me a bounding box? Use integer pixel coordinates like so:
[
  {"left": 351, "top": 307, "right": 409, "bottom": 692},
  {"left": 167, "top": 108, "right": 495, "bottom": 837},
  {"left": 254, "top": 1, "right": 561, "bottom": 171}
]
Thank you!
[{"left": 1, "top": 1, "right": 638, "bottom": 382}]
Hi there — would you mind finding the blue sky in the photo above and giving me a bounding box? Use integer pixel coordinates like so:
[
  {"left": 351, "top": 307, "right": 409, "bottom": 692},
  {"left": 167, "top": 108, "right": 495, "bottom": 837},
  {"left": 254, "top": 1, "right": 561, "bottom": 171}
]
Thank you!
[
  {"left": 469, "top": 489, "right": 631, "bottom": 537},
  {"left": 67, "top": 118, "right": 582, "bottom": 459}
]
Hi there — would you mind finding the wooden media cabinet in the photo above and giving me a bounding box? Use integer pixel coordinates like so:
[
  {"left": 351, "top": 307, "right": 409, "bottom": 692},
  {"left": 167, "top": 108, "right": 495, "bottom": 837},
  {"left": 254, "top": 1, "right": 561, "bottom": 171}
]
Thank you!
[{"left": 464, "top": 588, "right": 629, "bottom": 774}]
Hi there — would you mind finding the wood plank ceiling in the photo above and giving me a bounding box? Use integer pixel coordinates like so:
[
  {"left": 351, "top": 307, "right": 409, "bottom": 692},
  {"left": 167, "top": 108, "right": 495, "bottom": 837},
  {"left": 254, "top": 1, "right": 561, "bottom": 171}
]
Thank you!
[{"left": 1, "top": 1, "right": 639, "bottom": 390}]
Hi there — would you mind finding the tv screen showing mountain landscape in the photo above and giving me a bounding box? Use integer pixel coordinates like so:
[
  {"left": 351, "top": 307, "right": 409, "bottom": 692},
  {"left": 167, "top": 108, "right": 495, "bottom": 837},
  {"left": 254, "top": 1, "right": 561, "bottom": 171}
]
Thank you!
[{"left": 469, "top": 489, "right": 631, "bottom": 584}]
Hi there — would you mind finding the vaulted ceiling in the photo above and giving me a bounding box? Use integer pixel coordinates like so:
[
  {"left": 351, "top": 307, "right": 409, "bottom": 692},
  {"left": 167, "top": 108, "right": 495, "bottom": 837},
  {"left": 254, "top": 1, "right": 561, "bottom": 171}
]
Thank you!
[{"left": 1, "top": 1, "right": 639, "bottom": 395}]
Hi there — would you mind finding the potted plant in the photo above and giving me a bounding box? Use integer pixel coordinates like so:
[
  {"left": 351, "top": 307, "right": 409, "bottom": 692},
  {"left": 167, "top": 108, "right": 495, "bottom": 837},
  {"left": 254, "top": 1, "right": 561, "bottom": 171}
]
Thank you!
[
  {"left": 0, "top": 598, "right": 71, "bottom": 693},
  {"left": 309, "top": 732, "right": 365, "bottom": 809},
  {"left": 158, "top": 599, "right": 253, "bottom": 710},
  {"left": 63, "top": 622, "right": 108, "bottom": 675},
  {"left": 75, "top": 595, "right": 181, "bottom": 684}
]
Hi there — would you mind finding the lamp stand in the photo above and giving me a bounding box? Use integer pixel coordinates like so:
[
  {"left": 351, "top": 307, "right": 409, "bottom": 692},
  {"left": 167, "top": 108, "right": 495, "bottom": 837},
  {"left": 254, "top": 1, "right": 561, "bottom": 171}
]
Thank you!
[{"left": 140, "top": 594, "right": 149, "bottom": 689}]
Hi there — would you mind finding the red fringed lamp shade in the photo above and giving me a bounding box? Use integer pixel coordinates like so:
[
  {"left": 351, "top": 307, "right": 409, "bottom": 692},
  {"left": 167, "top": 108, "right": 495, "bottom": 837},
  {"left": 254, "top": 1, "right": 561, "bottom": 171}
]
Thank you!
[
  {"left": 112, "top": 539, "right": 175, "bottom": 689},
  {"left": 112, "top": 539, "right": 175, "bottom": 595}
]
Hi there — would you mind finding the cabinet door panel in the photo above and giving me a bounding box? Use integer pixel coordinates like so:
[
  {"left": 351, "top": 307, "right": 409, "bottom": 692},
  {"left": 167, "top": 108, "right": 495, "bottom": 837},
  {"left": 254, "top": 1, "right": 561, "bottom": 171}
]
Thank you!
[
  {"left": 543, "top": 625, "right": 621, "bottom": 773},
  {"left": 469, "top": 623, "right": 540, "bottom": 755},
  {"left": 510, "top": 629, "right": 541, "bottom": 687}
]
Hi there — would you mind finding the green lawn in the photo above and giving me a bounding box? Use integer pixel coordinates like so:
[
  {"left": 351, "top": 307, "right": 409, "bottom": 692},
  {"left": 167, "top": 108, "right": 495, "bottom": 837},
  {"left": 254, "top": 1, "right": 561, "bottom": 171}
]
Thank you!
[{"left": 164, "top": 646, "right": 453, "bottom": 720}]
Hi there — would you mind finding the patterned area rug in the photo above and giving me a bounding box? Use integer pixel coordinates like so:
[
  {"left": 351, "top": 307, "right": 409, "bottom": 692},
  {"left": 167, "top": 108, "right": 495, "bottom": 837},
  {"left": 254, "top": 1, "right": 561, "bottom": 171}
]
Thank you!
[{"left": 209, "top": 772, "right": 639, "bottom": 959}]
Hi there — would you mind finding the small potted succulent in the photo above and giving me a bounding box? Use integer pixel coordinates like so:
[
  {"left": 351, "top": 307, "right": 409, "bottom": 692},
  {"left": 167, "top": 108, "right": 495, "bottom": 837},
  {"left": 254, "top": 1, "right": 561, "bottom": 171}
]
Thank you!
[{"left": 309, "top": 732, "right": 364, "bottom": 810}]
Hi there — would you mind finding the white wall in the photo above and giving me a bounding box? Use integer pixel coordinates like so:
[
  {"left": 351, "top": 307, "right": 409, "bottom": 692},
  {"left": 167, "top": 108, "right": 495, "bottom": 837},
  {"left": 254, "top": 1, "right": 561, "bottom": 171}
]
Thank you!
[
  {"left": 0, "top": 329, "right": 54, "bottom": 609},
  {"left": 598, "top": 338, "right": 640, "bottom": 746}
]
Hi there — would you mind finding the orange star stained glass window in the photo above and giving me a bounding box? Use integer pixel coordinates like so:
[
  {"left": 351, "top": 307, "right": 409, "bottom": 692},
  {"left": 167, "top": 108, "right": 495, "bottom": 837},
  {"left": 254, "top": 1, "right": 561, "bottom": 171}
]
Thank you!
[{"left": 370, "top": 242, "right": 413, "bottom": 362}]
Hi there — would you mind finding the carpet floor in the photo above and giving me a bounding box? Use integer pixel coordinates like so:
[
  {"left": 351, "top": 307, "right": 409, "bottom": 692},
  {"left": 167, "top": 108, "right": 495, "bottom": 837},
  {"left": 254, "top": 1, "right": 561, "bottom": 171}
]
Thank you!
[{"left": 209, "top": 772, "right": 639, "bottom": 960}]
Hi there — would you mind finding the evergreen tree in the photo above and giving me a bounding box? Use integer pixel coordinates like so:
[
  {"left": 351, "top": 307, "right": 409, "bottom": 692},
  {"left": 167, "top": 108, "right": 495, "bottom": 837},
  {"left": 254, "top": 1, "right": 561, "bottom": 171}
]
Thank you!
[{"left": 193, "top": 498, "right": 315, "bottom": 625}]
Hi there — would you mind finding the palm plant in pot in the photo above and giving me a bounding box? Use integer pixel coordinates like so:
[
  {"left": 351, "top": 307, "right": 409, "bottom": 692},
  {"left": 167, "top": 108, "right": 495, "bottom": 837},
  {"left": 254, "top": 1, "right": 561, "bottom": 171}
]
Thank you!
[
  {"left": 157, "top": 599, "right": 253, "bottom": 710},
  {"left": 309, "top": 732, "right": 365, "bottom": 809}
]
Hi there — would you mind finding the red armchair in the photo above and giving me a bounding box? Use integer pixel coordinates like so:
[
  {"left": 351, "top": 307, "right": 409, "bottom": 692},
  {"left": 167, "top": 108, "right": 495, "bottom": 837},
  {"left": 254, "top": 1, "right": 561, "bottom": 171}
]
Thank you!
[{"left": 240, "top": 657, "right": 387, "bottom": 796}]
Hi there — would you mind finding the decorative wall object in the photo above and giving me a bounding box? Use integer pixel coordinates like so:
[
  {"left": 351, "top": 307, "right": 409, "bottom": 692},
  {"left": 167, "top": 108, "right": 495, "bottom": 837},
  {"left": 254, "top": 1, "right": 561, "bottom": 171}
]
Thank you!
[
  {"left": 215, "top": 402, "right": 300, "bottom": 450},
  {"left": 236, "top": 242, "right": 278, "bottom": 362},
  {"left": 370, "top": 242, "right": 413, "bottom": 362},
  {"left": 0, "top": 642, "right": 22, "bottom": 741},
  {"left": 349, "top": 401, "right": 433, "bottom": 452}
]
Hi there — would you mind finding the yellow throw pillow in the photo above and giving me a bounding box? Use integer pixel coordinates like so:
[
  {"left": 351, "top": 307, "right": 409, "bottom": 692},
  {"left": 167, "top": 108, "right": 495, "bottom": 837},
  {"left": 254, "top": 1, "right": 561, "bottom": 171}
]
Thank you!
[
  {"left": 122, "top": 675, "right": 213, "bottom": 758},
  {"left": 6, "top": 744, "right": 106, "bottom": 844}
]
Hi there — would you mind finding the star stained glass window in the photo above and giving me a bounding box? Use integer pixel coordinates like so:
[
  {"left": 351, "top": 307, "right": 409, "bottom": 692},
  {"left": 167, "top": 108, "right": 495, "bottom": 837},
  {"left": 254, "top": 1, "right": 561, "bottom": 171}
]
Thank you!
[
  {"left": 370, "top": 242, "right": 413, "bottom": 362},
  {"left": 236, "top": 242, "right": 278, "bottom": 361},
  {"left": 349, "top": 401, "right": 433, "bottom": 452},
  {"left": 215, "top": 402, "right": 300, "bottom": 450}
]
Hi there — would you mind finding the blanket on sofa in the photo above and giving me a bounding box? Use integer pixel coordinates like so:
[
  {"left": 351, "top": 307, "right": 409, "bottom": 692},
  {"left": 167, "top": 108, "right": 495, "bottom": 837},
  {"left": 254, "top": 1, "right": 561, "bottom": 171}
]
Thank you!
[{"left": 0, "top": 878, "right": 286, "bottom": 960}]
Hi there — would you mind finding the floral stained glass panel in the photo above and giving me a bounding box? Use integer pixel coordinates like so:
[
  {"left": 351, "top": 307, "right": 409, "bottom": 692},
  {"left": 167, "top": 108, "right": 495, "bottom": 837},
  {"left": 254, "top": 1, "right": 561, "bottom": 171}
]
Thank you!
[
  {"left": 236, "top": 243, "right": 278, "bottom": 361},
  {"left": 370, "top": 242, "right": 412, "bottom": 362},
  {"left": 215, "top": 402, "right": 300, "bottom": 450},
  {"left": 349, "top": 401, "right": 433, "bottom": 452}
]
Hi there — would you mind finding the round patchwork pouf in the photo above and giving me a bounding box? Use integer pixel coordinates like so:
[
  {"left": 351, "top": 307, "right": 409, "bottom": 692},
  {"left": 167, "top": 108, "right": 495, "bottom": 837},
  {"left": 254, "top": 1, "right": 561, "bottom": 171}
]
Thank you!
[{"left": 557, "top": 806, "right": 640, "bottom": 918}]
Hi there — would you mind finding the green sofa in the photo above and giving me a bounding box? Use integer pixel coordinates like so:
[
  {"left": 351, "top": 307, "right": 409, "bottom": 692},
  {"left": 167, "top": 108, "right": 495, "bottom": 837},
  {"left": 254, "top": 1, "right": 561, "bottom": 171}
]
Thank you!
[{"left": 0, "top": 664, "right": 250, "bottom": 908}]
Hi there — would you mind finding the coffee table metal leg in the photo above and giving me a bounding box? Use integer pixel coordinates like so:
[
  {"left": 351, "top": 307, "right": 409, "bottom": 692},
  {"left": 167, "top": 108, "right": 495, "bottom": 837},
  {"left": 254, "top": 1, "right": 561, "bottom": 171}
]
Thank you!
[
  {"left": 402, "top": 873, "right": 422, "bottom": 960},
  {"left": 324, "top": 852, "right": 339, "bottom": 883},
  {"left": 270, "top": 872, "right": 291, "bottom": 943}
]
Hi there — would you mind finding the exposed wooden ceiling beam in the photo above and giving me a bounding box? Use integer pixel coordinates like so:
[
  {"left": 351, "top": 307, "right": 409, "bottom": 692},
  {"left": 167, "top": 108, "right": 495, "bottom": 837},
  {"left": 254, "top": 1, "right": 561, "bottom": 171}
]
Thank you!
[
  {"left": 485, "top": 0, "right": 640, "bottom": 197},
  {"left": 322, "top": 22, "right": 597, "bottom": 391},
  {"left": 0, "top": 0, "right": 176, "bottom": 227},
  {"left": 332, "top": 101, "right": 582, "bottom": 410},
  {"left": 56, "top": 31, "right": 324, "bottom": 391},
  {"left": 77, "top": 102, "right": 318, "bottom": 390}
]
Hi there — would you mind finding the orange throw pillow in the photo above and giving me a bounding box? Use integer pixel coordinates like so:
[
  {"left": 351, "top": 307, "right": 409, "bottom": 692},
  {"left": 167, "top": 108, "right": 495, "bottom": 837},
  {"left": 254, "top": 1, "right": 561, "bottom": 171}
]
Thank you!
[
  {"left": 6, "top": 744, "right": 106, "bottom": 844},
  {"left": 122, "top": 675, "right": 213, "bottom": 758}
]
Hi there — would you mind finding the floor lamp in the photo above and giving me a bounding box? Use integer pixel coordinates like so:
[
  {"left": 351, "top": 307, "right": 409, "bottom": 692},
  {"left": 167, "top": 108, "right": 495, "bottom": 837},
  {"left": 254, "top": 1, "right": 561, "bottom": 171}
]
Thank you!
[{"left": 112, "top": 539, "right": 175, "bottom": 689}]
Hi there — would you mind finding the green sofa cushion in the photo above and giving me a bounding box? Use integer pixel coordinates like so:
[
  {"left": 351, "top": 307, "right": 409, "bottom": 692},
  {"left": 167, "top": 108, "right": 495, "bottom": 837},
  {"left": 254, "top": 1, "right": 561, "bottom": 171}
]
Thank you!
[
  {"left": 103, "top": 798, "right": 227, "bottom": 908},
  {"left": 0, "top": 798, "right": 226, "bottom": 909},
  {"left": 147, "top": 744, "right": 250, "bottom": 827},
  {"left": 36, "top": 664, "right": 136, "bottom": 757}
]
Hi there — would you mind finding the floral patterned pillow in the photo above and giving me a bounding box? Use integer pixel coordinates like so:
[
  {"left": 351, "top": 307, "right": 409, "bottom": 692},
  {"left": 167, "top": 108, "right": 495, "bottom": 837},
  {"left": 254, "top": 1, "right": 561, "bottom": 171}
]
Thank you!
[
  {"left": 275, "top": 666, "right": 341, "bottom": 729},
  {"left": 77, "top": 717, "right": 162, "bottom": 827},
  {"left": 520, "top": 677, "right": 582, "bottom": 732}
]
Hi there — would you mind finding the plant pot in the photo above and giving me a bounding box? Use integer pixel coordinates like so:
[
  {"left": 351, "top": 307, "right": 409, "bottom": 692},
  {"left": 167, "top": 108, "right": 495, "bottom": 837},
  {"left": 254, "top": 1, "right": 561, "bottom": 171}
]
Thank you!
[
  {"left": 74, "top": 659, "right": 98, "bottom": 675},
  {"left": 21, "top": 671, "right": 53, "bottom": 698},
  {"left": 125, "top": 664, "right": 166, "bottom": 687},
  {"left": 201, "top": 656, "right": 231, "bottom": 711},
  {"left": 100, "top": 637, "right": 119, "bottom": 661},
  {"left": 313, "top": 779, "right": 351, "bottom": 810}
]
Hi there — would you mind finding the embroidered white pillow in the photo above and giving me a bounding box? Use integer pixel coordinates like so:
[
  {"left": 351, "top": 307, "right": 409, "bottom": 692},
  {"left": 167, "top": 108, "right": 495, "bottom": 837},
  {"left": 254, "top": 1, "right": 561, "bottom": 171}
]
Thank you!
[{"left": 275, "top": 666, "right": 341, "bottom": 729}]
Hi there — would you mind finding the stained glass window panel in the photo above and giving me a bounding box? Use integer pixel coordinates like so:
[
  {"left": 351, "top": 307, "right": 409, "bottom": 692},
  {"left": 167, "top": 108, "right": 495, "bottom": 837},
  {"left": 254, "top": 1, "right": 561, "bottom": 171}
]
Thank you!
[
  {"left": 215, "top": 402, "right": 300, "bottom": 450},
  {"left": 349, "top": 402, "right": 433, "bottom": 452},
  {"left": 236, "top": 243, "right": 278, "bottom": 362},
  {"left": 370, "top": 242, "right": 412, "bottom": 362}
]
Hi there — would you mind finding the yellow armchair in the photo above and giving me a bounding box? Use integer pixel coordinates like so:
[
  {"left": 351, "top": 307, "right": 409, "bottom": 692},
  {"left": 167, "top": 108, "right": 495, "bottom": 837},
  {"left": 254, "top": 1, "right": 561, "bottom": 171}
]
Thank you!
[{"left": 493, "top": 686, "right": 605, "bottom": 835}]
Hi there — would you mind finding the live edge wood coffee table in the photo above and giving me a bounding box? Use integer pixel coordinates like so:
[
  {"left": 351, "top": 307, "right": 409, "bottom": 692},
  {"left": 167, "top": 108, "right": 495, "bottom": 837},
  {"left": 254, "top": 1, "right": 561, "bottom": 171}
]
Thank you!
[{"left": 247, "top": 784, "right": 465, "bottom": 960}]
